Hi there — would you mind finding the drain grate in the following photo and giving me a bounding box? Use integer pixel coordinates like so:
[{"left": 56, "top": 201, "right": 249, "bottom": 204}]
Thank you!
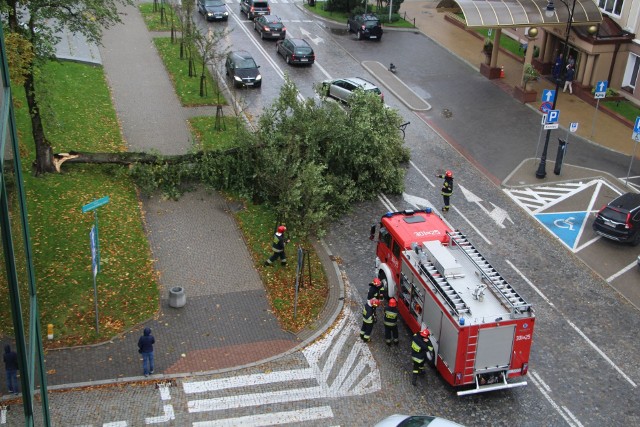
[{"left": 442, "top": 108, "right": 453, "bottom": 118}]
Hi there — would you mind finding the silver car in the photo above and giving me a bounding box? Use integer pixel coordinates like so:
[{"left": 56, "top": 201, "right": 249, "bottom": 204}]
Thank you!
[{"left": 322, "top": 77, "right": 383, "bottom": 104}]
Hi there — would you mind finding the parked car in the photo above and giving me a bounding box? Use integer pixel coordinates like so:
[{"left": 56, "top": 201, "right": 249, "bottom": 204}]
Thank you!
[
  {"left": 347, "top": 13, "right": 383, "bottom": 40},
  {"left": 374, "top": 415, "right": 466, "bottom": 427},
  {"left": 592, "top": 192, "right": 640, "bottom": 245},
  {"left": 197, "top": 0, "right": 229, "bottom": 21},
  {"left": 322, "top": 77, "right": 383, "bottom": 104},
  {"left": 240, "top": 0, "right": 270, "bottom": 20},
  {"left": 254, "top": 15, "right": 286, "bottom": 40},
  {"left": 275, "top": 38, "right": 315, "bottom": 65},
  {"left": 225, "top": 51, "right": 262, "bottom": 88}
]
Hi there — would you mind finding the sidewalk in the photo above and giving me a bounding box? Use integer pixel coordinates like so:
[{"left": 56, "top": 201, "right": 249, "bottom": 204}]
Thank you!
[
  {"left": 399, "top": 0, "right": 638, "bottom": 157},
  {"left": 40, "top": 1, "right": 343, "bottom": 389}
]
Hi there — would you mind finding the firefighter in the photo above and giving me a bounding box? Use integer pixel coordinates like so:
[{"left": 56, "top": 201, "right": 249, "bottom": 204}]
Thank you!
[
  {"left": 264, "top": 225, "right": 289, "bottom": 267},
  {"left": 360, "top": 298, "right": 379, "bottom": 342},
  {"left": 435, "top": 170, "right": 454, "bottom": 212},
  {"left": 383, "top": 297, "right": 399, "bottom": 346},
  {"left": 367, "top": 278, "right": 387, "bottom": 302},
  {"left": 411, "top": 329, "right": 433, "bottom": 385}
]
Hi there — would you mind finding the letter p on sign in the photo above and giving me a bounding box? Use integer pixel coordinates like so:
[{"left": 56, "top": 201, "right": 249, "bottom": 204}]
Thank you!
[{"left": 547, "top": 110, "right": 560, "bottom": 123}]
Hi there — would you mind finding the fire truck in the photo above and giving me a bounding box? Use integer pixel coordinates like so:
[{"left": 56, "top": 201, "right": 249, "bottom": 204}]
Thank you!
[{"left": 370, "top": 208, "right": 535, "bottom": 396}]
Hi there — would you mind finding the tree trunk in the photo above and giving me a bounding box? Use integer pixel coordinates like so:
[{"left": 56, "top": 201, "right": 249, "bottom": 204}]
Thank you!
[{"left": 24, "top": 72, "right": 56, "bottom": 175}]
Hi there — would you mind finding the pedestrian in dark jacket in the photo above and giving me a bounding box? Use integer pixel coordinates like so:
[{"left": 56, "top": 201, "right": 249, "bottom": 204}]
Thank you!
[
  {"left": 3, "top": 344, "right": 19, "bottom": 394},
  {"left": 383, "top": 298, "right": 399, "bottom": 346},
  {"left": 563, "top": 65, "right": 575, "bottom": 94},
  {"left": 138, "top": 327, "right": 155, "bottom": 377},
  {"left": 264, "top": 225, "right": 289, "bottom": 266},
  {"left": 436, "top": 170, "right": 454, "bottom": 212}
]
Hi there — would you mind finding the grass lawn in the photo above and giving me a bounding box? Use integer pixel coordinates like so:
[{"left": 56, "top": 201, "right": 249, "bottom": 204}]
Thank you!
[
  {"left": 153, "top": 37, "right": 226, "bottom": 107},
  {"left": 475, "top": 28, "right": 526, "bottom": 58},
  {"left": 305, "top": 1, "right": 415, "bottom": 28},
  {"left": 3, "top": 61, "right": 159, "bottom": 347},
  {"left": 189, "top": 115, "right": 245, "bottom": 151},
  {"left": 603, "top": 99, "right": 640, "bottom": 123},
  {"left": 139, "top": 2, "right": 176, "bottom": 32}
]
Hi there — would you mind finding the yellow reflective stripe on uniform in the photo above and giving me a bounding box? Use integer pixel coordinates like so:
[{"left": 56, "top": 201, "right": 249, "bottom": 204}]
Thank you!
[{"left": 411, "top": 341, "right": 422, "bottom": 352}]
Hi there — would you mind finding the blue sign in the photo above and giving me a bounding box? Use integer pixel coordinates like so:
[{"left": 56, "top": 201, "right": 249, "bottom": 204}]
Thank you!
[
  {"left": 594, "top": 80, "right": 608, "bottom": 99},
  {"left": 547, "top": 110, "right": 560, "bottom": 123},
  {"left": 634, "top": 117, "right": 640, "bottom": 133},
  {"left": 535, "top": 211, "right": 589, "bottom": 250},
  {"left": 90, "top": 225, "right": 98, "bottom": 278},
  {"left": 540, "top": 101, "right": 552, "bottom": 114},
  {"left": 542, "top": 89, "right": 555, "bottom": 103},
  {"left": 82, "top": 196, "right": 110, "bottom": 213}
]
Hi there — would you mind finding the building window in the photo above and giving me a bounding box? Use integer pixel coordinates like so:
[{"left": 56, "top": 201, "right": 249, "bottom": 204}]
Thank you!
[
  {"left": 622, "top": 52, "right": 640, "bottom": 90},
  {"left": 598, "top": 0, "right": 623, "bottom": 17}
]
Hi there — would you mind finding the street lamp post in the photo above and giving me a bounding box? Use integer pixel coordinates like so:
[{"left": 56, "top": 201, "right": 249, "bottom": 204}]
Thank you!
[{"left": 535, "top": 0, "right": 577, "bottom": 179}]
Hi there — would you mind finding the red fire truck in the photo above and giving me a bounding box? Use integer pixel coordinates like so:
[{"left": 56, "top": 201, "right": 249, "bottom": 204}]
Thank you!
[{"left": 371, "top": 208, "right": 535, "bottom": 395}]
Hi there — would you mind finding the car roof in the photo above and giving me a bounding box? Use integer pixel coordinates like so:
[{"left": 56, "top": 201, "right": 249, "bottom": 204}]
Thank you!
[
  {"left": 229, "top": 51, "right": 254, "bottom": 60},
  {"left": 341, "top": 77, "right": 378, "bottom": 89},
  {"left": 288, "top": 38, "right": 311, "bottom": 47},
  {"left": 608, "top": 192, "right": 640, "bottom": 212}
]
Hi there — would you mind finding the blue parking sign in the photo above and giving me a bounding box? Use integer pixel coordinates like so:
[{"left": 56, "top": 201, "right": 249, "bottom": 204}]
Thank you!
[
  {"left": 634, "top": 117, "right": 640, "bottom": 133},
  {"left": 547, "top": 110, "right": 560, "bottom": 123}
]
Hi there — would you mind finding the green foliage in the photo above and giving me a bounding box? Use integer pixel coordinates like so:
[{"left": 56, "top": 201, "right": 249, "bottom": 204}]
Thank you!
[
  {"left": 603, "top": 99, "right": 640, "bottom": 122},
  {"left": 307, "top": 1, "right": 413, "bottom": 27},
  {"left": 591, "top": 87, "right": 618, "bottom": 97},
  {"left": 522, "top": 63, "right": 539, "bottom": 90},
  {"left": 139, "top": 2, "right": 174, "bottom": 31}
]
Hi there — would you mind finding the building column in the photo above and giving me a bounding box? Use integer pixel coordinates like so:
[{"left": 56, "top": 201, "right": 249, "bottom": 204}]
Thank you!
[
  {"left": 582, "top": 53, "right": 596, "bottom": 87},
  {"left": 490, "top": 28, "right": 501, "bottom": 68}
]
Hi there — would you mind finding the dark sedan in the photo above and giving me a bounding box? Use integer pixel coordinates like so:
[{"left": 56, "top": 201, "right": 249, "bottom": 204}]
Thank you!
[
  {"left": 275, "top": 38, "right": 315, "bottom": 65},
  {"left": 197, "top": 0, "right": 229, "bottom": 21},
  {"left": 254, "top": 15, "right": 286, "bottom": 40}
]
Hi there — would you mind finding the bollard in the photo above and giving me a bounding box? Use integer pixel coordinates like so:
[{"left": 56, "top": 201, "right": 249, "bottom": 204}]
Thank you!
[
  {"left": 47, "top": 324, "right": 54, "bottom": 340},
  {"left": 169, "top": 286, "right": 186, "bottom": 308},
  {"left": 554, "top": 138, "right": 567, "bottom": 175}
]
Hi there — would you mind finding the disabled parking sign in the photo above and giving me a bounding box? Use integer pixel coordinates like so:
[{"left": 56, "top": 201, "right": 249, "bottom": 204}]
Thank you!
[{"left": 535, "top": 211, "right": 589, "bottom": 250}]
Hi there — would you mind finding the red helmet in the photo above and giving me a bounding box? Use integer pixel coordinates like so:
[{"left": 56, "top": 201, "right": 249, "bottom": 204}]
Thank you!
[
  {"left": 388, "top": 298, "right": 397, "bottom": 308},
  {"left": 445, "top": 170, "right": 453, "bottom": 178},
  {"left": 420, "top": 329, "right": 430, "bottom": 339},
  {"left": 370, "top": 298, "right": 380, "bottom": 307},
  {"left": 372, "top": 278, "right": 381, "bottom": 287},
  {"left": 277, "top": 225, "right": 286, "bottom": 233}
]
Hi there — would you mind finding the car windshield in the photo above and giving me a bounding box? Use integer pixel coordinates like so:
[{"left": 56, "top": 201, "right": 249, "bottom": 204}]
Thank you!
[
  {"left": 364, "top": 20, "right": 379, "bottom": 28},
  {"left": 268, "top": 21, "right": 283, "bottom": 27},
  {"left": 366, "top": 87, "right": 382, "bottom": 95},
  {"left": 253, "top": 1, "right": 269, "bottom": 6},
  {"left": 600, "top": 208, "right": 628, "bottom": 223},
  {"left": 236, "top": 58, "right": 257, "bottom": 69},
  {"left": 206, "top": 0, "right": 224, "bottom": 5},
  {"left": 295, "top": 47, "right": 312, "bottom": 54}
]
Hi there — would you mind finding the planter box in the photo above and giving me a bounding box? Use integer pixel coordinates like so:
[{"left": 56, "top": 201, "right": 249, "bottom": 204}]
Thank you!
[
  {"left": 480, "top": 63, "right": 501, "bottom": 80},
  {"left": 514, "top": 85, "right": 537, "bottom": 103}
]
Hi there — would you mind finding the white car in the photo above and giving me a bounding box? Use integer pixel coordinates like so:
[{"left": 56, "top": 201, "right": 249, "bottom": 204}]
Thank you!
[
  {"left": 374, "top": 414, "right": 466, "bottom": 427},
  {"left": 321, "top": 77, "right": 383, "bottom": 104}
]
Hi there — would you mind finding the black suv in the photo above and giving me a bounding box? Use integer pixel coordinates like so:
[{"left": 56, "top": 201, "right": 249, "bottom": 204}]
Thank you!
[
  {"left": 254, "top": 15, "right": 286, "bottom": 40},
  {"left": 592, "top": 192, "right": 640, "bottom": 245},
  {"left": 225, "top": 51, "right": 262, "bottom": 88},
  {"left": 275, "top": 38, "right": 315, "bottom": 65},
  {"left": 347, "top": 13, "right": 383, "bottom": 41},
  {"left": 197, "top": 0, "right": 228, "bottom": 21},
  {"left": 240, "top": 0, "right": 270, "bottom": 20}
]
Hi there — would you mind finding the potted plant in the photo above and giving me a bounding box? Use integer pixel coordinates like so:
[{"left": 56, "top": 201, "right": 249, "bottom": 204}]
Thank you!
[{"left": 514, "top": 63, "right": 539, "bottom": 103}]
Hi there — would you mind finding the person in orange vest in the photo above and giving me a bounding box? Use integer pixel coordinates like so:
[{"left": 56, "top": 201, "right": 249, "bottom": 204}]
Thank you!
[
  {"left": 360, "top": 298, "right": 379, "bottom": 342},
  {"left": 383, "top": 298, "right": 399, "bottom": 346},
  {"left": 435, "top": 170, "right": 454, "bottom": 212},
  {"left": 264, "top": 225, "right": 290, "bottom": 266}
]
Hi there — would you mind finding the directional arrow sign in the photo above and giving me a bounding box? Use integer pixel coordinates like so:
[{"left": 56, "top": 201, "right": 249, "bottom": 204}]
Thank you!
[
  {"left": 542, "top": 89, "right": 555, "bottom": 103},
  {"left": 458, "top": 185, "right": 514, "bottom": 228},
  {"left": 298, "top": 28, "right": 324, "bottom": 45},
  {"left": 402, "top": 192, "right": 436, "bottom": 211}
]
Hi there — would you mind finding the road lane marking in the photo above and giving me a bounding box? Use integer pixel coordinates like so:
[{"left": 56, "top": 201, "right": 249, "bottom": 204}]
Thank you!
[
  {"left": 528, "top": 371, "right": 578, "bottom": 427},
  {"left": 507, "top": 260, "right": 637, "bottom": 388},
  {"left": 606, "top": 260, "right": 638, "bottom": 282},
  {"left": 145, "top": 405, "right": 174, "bottom": 424},
  {"left": 192, "top": 406, "right": 334, "bottom": 427}
]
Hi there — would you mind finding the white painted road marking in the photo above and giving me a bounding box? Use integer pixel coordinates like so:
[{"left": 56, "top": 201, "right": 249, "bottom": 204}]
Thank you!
[
  {"left": 145, "top": 405, "right": 174, "bottom": 424},
  {"left": 192, "top": 406, "right": 334, "bottom": 427},
  {"left": 459, "top": 184, "right": 513, "bottom": 228}
]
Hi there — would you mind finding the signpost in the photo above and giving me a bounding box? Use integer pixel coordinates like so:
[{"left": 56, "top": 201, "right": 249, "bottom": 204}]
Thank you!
[
  {"left": 591, "top": 80, "right": 608, "bottom": 137},
  {"left": 82, "top": 196, "right": 110, "bottom": 333},
  {"left": 626, "top": 117, "right": 640, "bottom": 187}
]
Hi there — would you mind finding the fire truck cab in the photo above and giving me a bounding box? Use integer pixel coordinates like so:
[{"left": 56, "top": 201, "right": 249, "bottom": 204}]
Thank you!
[{"left": 371, "top": 209, "right": 535, "bottom": 396}]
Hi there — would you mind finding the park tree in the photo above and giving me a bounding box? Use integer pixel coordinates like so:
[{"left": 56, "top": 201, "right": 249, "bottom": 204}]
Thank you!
[{"left": 1, "top": 0, "right": 134, "bottom": 174}]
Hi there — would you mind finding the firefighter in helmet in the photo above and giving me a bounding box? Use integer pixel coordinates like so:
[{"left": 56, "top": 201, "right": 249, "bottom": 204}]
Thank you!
[
  {"left": 367, "top": 277, "right": 388, "bottom": 302},
  {"left": 264, "top": 225, "right": 289, "bottom": 267},
  {"left": 360, "top": 298, "right": 379, "bottom": 342},
  {"left": 383, "top": 297, "right": 399, "bottom": 346},
  {"left": 411, "top": 329, "right": 434, "bottom": 385},
  {"left": 435, "top": 170, "right": 454, "bottom": 212}
]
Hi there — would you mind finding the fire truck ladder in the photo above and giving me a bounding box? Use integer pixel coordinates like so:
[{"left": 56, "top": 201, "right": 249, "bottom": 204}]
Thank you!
[
  {"left": 418, "top": 261, "right": 470, "bottom": 316},
  {"left": 447, "top": 231, "right": 532, "bottom": 314}
]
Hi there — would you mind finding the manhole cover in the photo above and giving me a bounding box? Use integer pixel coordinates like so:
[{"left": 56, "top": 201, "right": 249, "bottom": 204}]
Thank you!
[{"left": 442, "top": 108, "right": 453, "bottom": 118}]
